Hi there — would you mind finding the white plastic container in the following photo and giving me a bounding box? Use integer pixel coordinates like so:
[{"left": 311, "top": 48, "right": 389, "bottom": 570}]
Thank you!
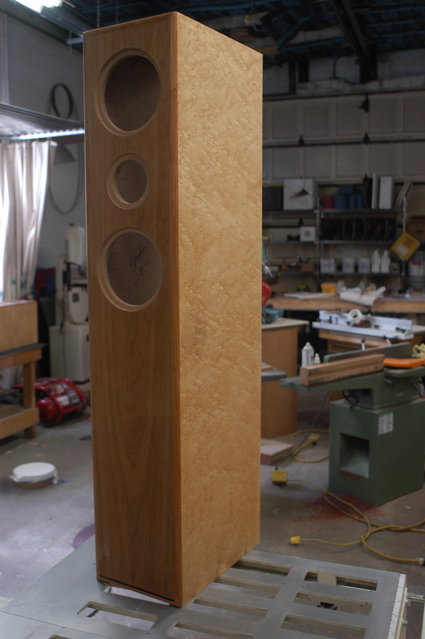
[
  {"left": 11, "top": 462, "right": 58, "bottom": 489},
  {"left": 301, "top": 342, "right": 314, "bottom": 367}
]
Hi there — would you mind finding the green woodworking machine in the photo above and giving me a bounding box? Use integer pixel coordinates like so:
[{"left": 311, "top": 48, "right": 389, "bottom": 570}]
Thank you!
[{"left": 282, "top": 343, "right": 425, "bottom": 506}]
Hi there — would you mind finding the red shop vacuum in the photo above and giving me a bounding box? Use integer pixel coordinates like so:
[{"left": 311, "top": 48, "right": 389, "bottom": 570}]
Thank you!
[{"left": 15, "top": 377, "right": 88, "bottom": 426}]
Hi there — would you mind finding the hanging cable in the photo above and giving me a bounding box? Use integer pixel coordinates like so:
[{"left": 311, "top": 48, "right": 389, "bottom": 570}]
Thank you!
[{"left": 47, "top": 83, "right": 84, "bottom": 216}]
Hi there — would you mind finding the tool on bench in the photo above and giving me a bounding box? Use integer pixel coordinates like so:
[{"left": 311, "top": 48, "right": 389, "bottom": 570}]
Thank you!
[
  {"left": 262, "top": 306, "right": 284, "bottom": 324},
  {"left": 282, "top": 342, "right": 425, "bottom": 506},
  {"left": 313, "top": 310, "right": 415, "bottom": 341}
]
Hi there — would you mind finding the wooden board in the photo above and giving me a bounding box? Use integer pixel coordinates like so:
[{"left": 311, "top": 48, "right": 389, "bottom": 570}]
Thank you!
[
  {"left": 261, "top": 325, "right": 300, "bottom": 437},
  {"left": 271, "top": 295, "right": 369, "bottom": 312},
  {"left": 0, "top": 301, "right": 37, "bottom": 352},
  {"left": 271, "top": 294, "right": 425, "bottom": 315},
  {"left": 84, "top": 12, "right": 262, "bottom": 607},
  {"left": 0, "top": 345, "right": 41, "bottom": 370},
  {"left": 260, "top": 438, "right": 293, "bottom": 465},
  {"left": 299, "top": 353, "right": 385, "bottom": 386},
  {"left": 0, "top": 405, "right": 38, "bottom": 439}
]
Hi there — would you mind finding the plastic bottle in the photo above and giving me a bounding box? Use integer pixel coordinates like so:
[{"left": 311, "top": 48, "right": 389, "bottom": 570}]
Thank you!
[
  {"left": 371, "top": 249, "right": 381, "bottom": 273},
  {"left": 313, "top": 353, "right": 321, "bottom": 365},
  {"left": 380, "top": 250, "right": 390, "bottom": 273},
  {"left": 301, "top": 342, "right": 314, "bottom": 367}
]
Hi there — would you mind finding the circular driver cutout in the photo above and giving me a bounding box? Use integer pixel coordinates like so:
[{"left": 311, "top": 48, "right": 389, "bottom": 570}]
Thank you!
[
  {"left": 103, "top": 230, "right": 163, "bottom": 309},
  {"left": 103, "top": 55, "right": 160, "bottom": 131},
  {"left": 110, "top": 156, "right": 148, "bottom": 206}
]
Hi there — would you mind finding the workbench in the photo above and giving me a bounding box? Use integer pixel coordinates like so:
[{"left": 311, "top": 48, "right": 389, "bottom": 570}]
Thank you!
[
  {"left": 271, "top": 293, "right": 425, "bottom": 315},
  {"left": 319, "top": 327, "right": 425, "bottom": 354},
  {"left": 0, "top": 301, "right": 40, "bottom": 439},
  {"left": 0, "top": 344, "right": 41, "bottom": 439},
  {"left": 261, "top": 318, "right": 308, "bottom": 437},
  {"left": 0, "top": 536, "right": 411, "bottom": 639}
]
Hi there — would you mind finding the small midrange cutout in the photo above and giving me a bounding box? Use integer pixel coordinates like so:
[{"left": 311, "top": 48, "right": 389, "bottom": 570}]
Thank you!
[
  {"left": 102, "top": 230, "right": 163, "bottom": 310},
  {"left": 104, "top": 55, "right": 160, "bottom": 131},
  {"left": 110, "top": 155, "right": 148, "bottom": 206}
]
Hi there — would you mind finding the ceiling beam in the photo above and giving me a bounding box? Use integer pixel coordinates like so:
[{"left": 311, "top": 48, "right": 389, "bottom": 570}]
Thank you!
[{"left": 330, "top": 0, "right": 377, "bottom": 82}]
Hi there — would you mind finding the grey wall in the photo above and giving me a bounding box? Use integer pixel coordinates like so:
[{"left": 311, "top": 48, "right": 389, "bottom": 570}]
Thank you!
[{"left": 2, "top": 11, "right": 85, "bottom": 269}]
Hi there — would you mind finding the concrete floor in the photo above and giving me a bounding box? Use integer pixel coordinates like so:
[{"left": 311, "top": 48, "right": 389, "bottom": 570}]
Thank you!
[{"left": 0, "top": 394, "right": 423, "bottom": 636}]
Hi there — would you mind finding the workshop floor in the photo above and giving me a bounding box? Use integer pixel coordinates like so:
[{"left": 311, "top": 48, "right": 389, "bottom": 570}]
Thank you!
[{"left": 0, "top": 393, "right": 423, "bottom": 636}]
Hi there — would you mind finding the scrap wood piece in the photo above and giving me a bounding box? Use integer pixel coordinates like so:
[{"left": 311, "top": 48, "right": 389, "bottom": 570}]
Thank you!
[
  {"left": 299, "top": 353, "right": 384, "bottom": 386},
  {"left": 260, "top": 438, "right": 293, "bottom": 465},
  {"left": 261, "top": 362, "right": 274, "bottom": 371}
]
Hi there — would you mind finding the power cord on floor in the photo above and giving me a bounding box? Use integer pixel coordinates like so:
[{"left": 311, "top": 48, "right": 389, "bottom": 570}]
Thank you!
[
  {"left": 281, "top": 478, "right": 425, "bottom": 566},
  {"left": 288, "top": 391, "right": 330, "bottom": 463},
  {"left": 290, "top": 430, "right": 329, "bottom": 463}
]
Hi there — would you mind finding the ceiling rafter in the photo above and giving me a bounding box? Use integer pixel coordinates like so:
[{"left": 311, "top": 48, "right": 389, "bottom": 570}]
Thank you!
[{"left": 329, "top": 0, "right": 377, "bottom": 82}]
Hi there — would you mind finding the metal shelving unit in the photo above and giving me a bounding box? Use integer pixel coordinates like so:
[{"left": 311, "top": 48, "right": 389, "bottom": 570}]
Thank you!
[{"left": 262, "top": 195, "right": 408, "bottom": 286}]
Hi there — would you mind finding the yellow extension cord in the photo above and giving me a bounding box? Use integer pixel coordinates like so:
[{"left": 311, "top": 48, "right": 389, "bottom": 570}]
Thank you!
[
  {"left": 287, "top": 478, "right": 425, "bottom": 566},
  {"left": 285, "top": 428, "right": 330, "bottom": 464},
  {"left": 274, "top": 404, "right": 424, "bottom": 565}
]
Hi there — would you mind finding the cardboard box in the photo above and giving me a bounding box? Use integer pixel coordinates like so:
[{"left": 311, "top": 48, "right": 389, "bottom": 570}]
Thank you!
[
  {"left": 320, "top": 258, "right": 336, "bottom": 274},
  {"left": 300, "top": 262, "right": 315, "bottom": 272},
  {"left": 0, "top": 301, "right": 37, "bottom": 352},
  {"left": 321, "top": 282, "right": 337, "bottom": 293},
  {"left": 391, "top": 232, "right": 420, "bottom": 260}
]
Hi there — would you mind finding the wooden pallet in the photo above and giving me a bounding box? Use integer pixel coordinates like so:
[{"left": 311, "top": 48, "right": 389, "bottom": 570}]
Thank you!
[{"left": 0, "top": 538, "right": 409, "bottom": 638}]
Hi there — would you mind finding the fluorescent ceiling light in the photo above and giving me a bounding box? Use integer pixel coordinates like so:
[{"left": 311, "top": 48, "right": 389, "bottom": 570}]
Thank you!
[{"left": 15, "top": 0, "right": 61, "bottom": 13}]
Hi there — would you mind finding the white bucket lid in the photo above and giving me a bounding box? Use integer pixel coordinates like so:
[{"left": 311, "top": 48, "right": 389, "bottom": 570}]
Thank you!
[{"left": 11, "top": 462, "right": 57, "bottom": 484}]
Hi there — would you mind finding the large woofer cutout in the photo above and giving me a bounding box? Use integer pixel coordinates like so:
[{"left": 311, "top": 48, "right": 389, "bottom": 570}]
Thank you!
[
  {"left": 103, "top": 54, "right": 160, "bottom": 131},
  {"left": 101, "top": 229, "right": 163, "bottom": 310}
]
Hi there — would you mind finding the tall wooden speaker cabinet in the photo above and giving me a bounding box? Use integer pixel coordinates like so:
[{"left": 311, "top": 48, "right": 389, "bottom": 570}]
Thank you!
[{"left": 84, "top": 12, "right": 262, "bottom": 606}]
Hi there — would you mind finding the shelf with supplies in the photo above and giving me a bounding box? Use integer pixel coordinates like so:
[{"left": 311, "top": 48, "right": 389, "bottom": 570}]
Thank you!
[
  {"left": 262, "top": 177, "right": 414, "bottom": 289},
  {"left": 318, "top": 207, "right": 402, "bottom": 244},
  {"left": 321, "top": 241, "right": 395, "bottom": 245}
]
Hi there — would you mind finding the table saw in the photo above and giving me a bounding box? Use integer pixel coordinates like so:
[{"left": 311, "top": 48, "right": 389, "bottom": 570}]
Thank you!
[{"left": 282, "top": 342, "right": 425, "bottom": 506}]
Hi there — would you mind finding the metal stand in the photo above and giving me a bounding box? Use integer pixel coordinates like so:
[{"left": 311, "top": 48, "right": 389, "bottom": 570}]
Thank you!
[{"left": 0, "top": 537, "right": 409, "bottom": 638}]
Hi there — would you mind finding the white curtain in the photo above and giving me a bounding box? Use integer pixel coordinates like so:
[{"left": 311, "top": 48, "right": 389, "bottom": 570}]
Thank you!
[
  {"left": 0, "top": 140, "right": 51, "bottom": 301},
  {"left": 0, "top": 141, "right": 51, "bottom": 389}
]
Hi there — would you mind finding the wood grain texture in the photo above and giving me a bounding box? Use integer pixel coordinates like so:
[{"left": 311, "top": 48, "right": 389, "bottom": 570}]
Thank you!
[
  {"left": 0, "top": 304, "right": 40, "bottom": 440},
  {"left": 176, "top": 13, "right": 262, "bottom": 603},
  {"left": 271, "top": 294, "right": 425, "bottom": 314},
  {"left": 0, "top": 406, "right": 38, "bottom": 439},
  {"left": 261, "top": 326, "right": 299, "bottom": 437},
  {"left": 0, "top": 346, "right": 41, "bottom": 370},
  {"left": 299, "top": 354, "right": 384, "bottom": 386},
  {"left": 84, "top": 12, "right": 262, "bottom": 606},
  {"left": 0, "top": 301, "right": 37, "bottom": 351}
]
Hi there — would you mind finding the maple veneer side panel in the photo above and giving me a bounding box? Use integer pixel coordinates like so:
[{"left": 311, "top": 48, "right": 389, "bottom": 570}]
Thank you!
[
  {"left": 84, "top": 15, "right": 182, "bottom": 603},
  {"left": 176, "top": 14, "right": 263, "bottom": 601}
]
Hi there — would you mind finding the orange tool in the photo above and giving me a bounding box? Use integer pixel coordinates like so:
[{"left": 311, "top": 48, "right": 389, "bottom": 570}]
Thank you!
[{"left": 383, "top": 357, "right": 425, "bottom": 368}]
